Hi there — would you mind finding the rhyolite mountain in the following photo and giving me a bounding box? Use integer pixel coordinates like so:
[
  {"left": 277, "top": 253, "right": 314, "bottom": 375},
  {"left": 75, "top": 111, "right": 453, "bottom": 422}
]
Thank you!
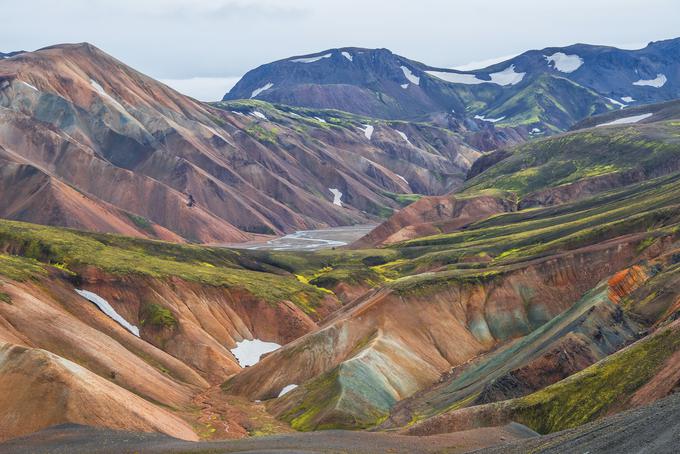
[
  {"left": 2, "top": 96, "right": 680, "bottom": 451},
  {"left": 225, "top": 38, "right": 680, "bottom": 133},
  {"left": 0, "top": 43, "right": 490, "bottom": 243}
]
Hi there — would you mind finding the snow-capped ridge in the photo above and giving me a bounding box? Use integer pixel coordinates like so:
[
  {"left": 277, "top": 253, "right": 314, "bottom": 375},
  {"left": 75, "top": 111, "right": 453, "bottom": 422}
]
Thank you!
[{"left": 426, "top": 65, "right": 525, "bottom": 86}]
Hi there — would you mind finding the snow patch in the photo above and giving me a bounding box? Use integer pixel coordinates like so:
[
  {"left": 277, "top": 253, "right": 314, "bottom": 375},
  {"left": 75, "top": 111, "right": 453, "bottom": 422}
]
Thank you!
[
  {"left": 400, "top": 66, "right": 420, "bottom": 85},
  {"left": 329, "top": 188, "right": 343, "bottom": 206},
  {"left": 401, "top": 83, "right": 409, "bottom": 89},
  {"left": 230, "top": 339, "right": 281, "bottom": 367},
  {"left": 633, "top": 74, "right": 667, "bottom": 88},
  {"left": 250, "top": 82, "right": 273, "bottom": 99},
  {"left": 396, "top": 130, "right": 411, "bottom": 144},
  {"left": 530, "top": 127, "right": 542, "bottom": 134},
  {"left": 291, "top": 53, "right": 332, "bottom": 64},
  {"left": 362, "top": 124, "right": 374, "bottom": 140},
  {"left": 607, "top": 98, "right": 627, "bottom": 109},
  {"left": 596, "top": 113, "right": 653, "bottom": 127},
  {"left": 278, "top": 384, "right": 298, "bottom": 397},
  {"left": 90, "top": 79, "right": 128, "bottom": 112},
  {"left": 341, "top": 51, "right": 353, "bottom": 62},
  {"left": 396, "top": 174, "right": 409, "bottom": 185},
  {"left": 251, "top": 111, "right": 268, "bottom": 121},
  {"left": 75, "top": 289, "right": 140, "bottom": 337},
  {"left": 544, "top": 53, "right": 584, "bottom": 73},
  {"left": 426, "top": 65, "right": 525, "bottom": 86},
  {"left": 21, "top": 81, "right": 38, "bottom": 91},
  {"left": 475, "top": 114, "right": 505, "bottom": 123},
  {"left": 621, "top": 96, "right": 635, "bottom": 103},
  {"left": 314, "top": 117, "right": 326, "bottom": 123}
]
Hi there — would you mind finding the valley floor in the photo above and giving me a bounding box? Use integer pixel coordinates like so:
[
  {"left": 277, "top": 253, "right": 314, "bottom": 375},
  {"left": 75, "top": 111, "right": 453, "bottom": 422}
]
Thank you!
[
  {"left": 225, "top": 225, "right": 376, "bottom": 251},
  {"left": 0, "top": 423, "right": 537, "bottom": 454}
]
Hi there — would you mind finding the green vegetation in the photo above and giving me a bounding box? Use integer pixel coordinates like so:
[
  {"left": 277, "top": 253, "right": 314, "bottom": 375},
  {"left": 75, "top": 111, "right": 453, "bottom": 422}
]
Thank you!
[
  {"left": 140, "top": 303, "right": 177, "bottom": 329},
  {"left": 511, "top": 324, "right": 680, "bottom": 433},
  {"left": 463, "top": 120, "right": 680, "bottom": 197},
  {"left": 245, "top": 124, "right": 279, "bottom": 145},
  {"left": 0, "top": 291, "right": 11, "bottom": 304},
  {"left": 0, "top": 254, "right": 47, "bottom": 282},
  {"left": 382, "top": 191, "right": 423, "bottom": 207},
  {"left": 0, "top": 220, "right": 329, "bottom": 314},
  {"left": 125, "top": 213, "right": 154, "bottom": 234}
]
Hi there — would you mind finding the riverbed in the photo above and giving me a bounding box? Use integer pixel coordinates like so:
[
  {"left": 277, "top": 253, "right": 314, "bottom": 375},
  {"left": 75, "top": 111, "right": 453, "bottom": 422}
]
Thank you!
[{"left": 243, "top": 225, "right": 375, "bottom": 251}]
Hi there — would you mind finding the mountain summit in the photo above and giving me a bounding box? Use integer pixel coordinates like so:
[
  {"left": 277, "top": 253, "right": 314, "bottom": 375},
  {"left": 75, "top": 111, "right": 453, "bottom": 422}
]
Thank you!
[{"left": 225, "top": 39, "right": 680, "bottom": 133}]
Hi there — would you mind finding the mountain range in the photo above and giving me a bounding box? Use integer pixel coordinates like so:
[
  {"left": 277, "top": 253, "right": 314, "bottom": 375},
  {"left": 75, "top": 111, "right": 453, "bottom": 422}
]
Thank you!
[
  {"left": 1, "top": 36, "right": 680, "bottom": 453},
  {"left": 0, "top": 43, "right": 492, "bottom": 243},
  {"left": 225, "top": 39, "right": 680, "bottom": 133}
]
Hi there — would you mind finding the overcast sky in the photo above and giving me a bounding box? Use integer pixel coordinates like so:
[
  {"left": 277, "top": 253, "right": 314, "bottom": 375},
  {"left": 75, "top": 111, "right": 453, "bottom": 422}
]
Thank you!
[{"left": 2, "top": 0, "right": 679, "bottom": 100}]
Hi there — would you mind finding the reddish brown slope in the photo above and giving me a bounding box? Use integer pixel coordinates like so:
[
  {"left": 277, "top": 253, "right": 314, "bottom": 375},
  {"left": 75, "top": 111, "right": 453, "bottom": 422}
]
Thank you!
[
  {"left": 352, "top": 193, "right": 514, "bottom": 247},
  {"left": 0, "top": 43, "right": 481, "bottom": 242},
  {"left": 0, "top": 342, "right": 198, "bottom": 442}
]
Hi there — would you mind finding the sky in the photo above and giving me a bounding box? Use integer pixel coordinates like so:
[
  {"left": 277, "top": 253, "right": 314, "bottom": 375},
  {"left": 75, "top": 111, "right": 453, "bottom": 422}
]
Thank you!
[{"left": 2, "top": 0, "right": 679, "bottom": 100}]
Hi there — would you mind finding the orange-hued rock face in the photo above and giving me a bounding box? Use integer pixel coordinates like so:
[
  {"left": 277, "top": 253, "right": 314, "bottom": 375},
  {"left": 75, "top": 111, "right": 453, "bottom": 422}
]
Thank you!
[
  {"left": 352, "top": 194, "right": 514, "bottom": 247},
  {"left": 0, "top": 264, "right": 338, "bottom": 441},
  {"left": 224, "top": 233, "right": 651, "bottom": 429},
  {"left": 0, "top": 342, "right": 199, "bottom": 442},
  {"left": 0, "top": 43, "right": 481, "bottom": 243}
]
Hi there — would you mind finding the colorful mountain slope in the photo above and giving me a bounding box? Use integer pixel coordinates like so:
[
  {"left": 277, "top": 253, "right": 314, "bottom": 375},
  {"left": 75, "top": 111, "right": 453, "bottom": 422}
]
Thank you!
[{"left": 0, "top": 43, "right": 483, "bottom": 242}]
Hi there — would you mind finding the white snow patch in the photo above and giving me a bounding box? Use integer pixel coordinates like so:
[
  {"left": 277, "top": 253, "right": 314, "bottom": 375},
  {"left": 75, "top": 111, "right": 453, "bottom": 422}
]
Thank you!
[
  {"left": 362, "top": 124, "right": 374, "bottom": 140},
  {"left": 250, "top": 82, "right": 273, "bottom": 99},
  {"left": 426, "top": 65, "right": 525, "bottom": 86},
  {"left": 396, "top": 130, "right": 411, "bottom": 144},
  {"left": 231, "top": 339, "right": 281, "bottom": 367},
  {"left": 396, "top": 174, "right": 409, "bottom": 185},
  {"left": 251, "top": 111, "right": 268, "bottom": 120},
  {"left": 329, "top": 188, "right": 343, "bottom": 206},
  {"left": 531, "top": 128, "right": 541, "bottom": 134},
  {"left": 314, "top": 117, "right": 326, "bottom": 123},
  {"left": 475, "top": 114, "right": 505, "bottom": 123},
  {"left": 400, "top": 66, "right": 420, "bottom": 85},
  {"left": 633, "top": 74, "right": 667, "bottom": 88},
  {"left": 90, "top": 79, "right": 128, "bottom": 113},
  {"left": 621, "top": 96, "right": 635, "bottom": 103},
  {"left": 401, "top": 83, "right": 409, "bottom": 89},
  {"left": 341, "top": 51, "right": 353, "bottom": 62},
  {"left": 278, "top": 384, "right": 298, "bottom": 397},
  {"left": 21, "top": 81, "right": 38, "bottom": 91},
  {"left": 596, "top": 113, "right": 653, "bottom": 127},
  {"left": 75, "top": 289, "right": 140, "bottom": 337},
  {"left": 544, "top": 53, "right": 584, "bottom": 73},
  {"left": 607, "top": 98, "right": 627, "bottom": 109},
  {"left": 291, "top": 53, "right": 332, "bottom": 64}
]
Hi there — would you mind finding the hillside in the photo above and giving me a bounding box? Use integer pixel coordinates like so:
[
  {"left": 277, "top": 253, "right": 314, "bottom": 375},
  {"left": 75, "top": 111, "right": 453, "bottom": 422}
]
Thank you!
[
  {"left": 0, "top": 43, "right": 486, "bottom": 243},
  {"left": 2, "top": 41, "right": 680, "bottom": 454},
  {"left": 225, "top": 39, "right": 680, "bottom": 133}
]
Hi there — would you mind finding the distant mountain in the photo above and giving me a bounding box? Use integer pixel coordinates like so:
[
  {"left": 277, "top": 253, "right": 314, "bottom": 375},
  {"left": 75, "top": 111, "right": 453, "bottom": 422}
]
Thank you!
[
  {"left": 0, "top": 43, "right": 494, "bottom": 242},
  {"left": 0, "top": 51, "right": 25, "bottom": 59},
  {"left": 224, "top": 38, "right": 680, "bottom": 133}
]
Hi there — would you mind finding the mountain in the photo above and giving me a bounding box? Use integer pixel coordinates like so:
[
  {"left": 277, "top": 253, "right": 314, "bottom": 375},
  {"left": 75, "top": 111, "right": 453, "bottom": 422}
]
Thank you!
[
  {"left": 0, "top": 43, "right": 485, "bottom": 243},
  {"left": 0, "top": 51, "right": 25, "bottom": 59},
  {"left": 225, "top": 38, "right": 680, "bottom": 133},
  {"left": 3, "top": 42, "right": 680, "bottom": 453}
]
